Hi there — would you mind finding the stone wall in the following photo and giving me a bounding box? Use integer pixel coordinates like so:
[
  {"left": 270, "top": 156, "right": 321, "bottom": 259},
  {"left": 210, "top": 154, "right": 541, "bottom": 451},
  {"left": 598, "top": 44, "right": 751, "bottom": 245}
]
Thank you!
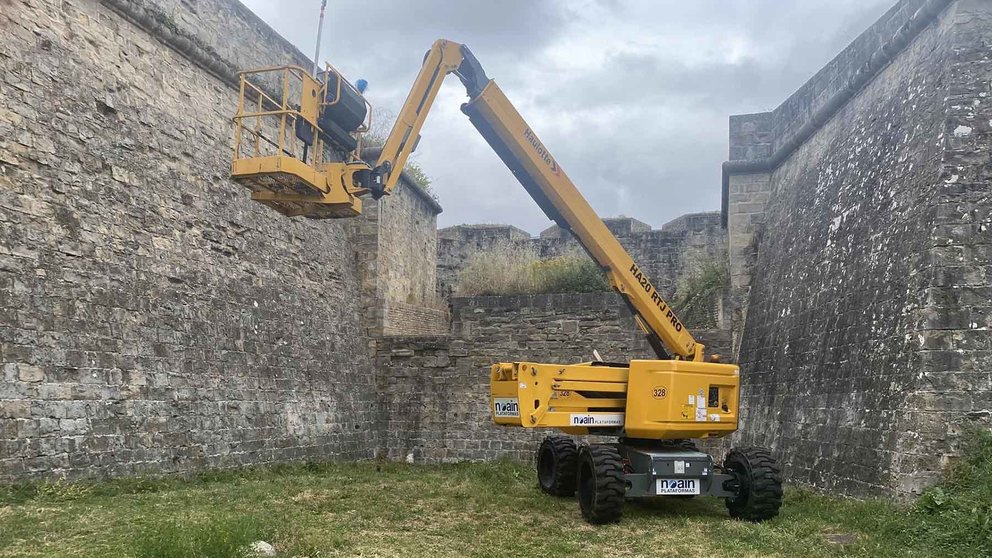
[
  {"left": 896, "top": 0, "right": 992, "bottom": 491},
  {"left": 0, "top": 0, "right": 723, "bottom": 484},
  {"left": 374, "top": 293, "right": 731, "bottom": 463},
  {"left": 437, "top": 213, "right": 727, "bottom": 300},
  {"left": 377, "top": 299, "right": 449, "bottom": 338},
  {"left": 352, "top": 171, "right": 447, "bottom": 338},
  {"left": 724, "top": 0, "right": 991, "bottom": 497},
  {"left": 138, "top": 0, "right": 311, "bottom": 74},
  {"left": 0, "top": 0, "right": 440, "bottom": 481}
]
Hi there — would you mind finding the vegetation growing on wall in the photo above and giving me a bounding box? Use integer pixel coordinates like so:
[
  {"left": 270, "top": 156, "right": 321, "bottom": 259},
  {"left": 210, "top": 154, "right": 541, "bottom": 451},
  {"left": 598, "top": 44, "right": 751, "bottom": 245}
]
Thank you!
[
  {"left": 456, "top": 244, "right": 610, "bottom": 296},
  {"left": 912, "top": 427, "right": 992, "bottom": 553},
  {"left": 672, "top": 256, "right": 729, "bottom": 329}
]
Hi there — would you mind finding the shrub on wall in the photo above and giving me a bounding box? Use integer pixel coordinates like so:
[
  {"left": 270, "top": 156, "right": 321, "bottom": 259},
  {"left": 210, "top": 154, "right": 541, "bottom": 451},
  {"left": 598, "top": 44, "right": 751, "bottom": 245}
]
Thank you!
[
  {"left": 912, "top": 427, "right": 992, "bottom": 554},
  {"left": 672, "top": 257, "right": 729, "bottom": 329},
  {"left": 456, "top": 244, "right": 610, "bottom": 296},
  {"left": 531, "top": 253, "right": 611, "bottom": 294}
]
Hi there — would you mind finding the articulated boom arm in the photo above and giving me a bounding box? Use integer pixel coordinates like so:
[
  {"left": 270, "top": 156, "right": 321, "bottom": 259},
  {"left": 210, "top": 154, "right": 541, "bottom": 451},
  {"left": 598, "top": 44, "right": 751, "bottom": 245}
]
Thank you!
[
  {"left": 368, "top": 40, "right": 488, "bottom": 198},
  {"left": 375, "top": 39, "right": 704, "bottom": 361}
]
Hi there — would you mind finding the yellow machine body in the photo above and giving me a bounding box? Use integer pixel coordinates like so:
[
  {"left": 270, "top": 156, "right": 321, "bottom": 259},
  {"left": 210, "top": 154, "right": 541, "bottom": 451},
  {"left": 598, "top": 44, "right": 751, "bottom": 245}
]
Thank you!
[{"left": 491, "top": 360, "right": 738, "bottom": 438}]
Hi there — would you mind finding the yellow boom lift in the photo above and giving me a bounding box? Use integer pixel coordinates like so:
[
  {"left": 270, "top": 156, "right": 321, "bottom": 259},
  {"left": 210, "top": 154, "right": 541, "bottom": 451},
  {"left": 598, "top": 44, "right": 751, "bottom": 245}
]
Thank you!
[{"left": 230, "top": 40, "right": 782, "bottom": 524}]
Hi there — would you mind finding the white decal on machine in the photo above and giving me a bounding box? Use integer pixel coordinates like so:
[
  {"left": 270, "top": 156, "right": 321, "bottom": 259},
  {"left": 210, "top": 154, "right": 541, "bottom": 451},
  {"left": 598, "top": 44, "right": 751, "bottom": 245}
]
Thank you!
[
  {"left": 656, "top": 478, "right": 700, "bottom": 495},
  {"left": 493, "top": 398, "right": 520, "bottom": 418},
  {"left": 569, "top": 414, "right": 624, "bottom": 427}
]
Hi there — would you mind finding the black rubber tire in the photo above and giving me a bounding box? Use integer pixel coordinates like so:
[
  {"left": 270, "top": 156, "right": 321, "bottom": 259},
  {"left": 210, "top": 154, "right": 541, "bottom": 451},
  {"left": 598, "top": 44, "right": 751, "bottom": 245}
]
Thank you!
[
  {"left": 536, "top": 436, "right": 578, "bottom": 497},
  {"left": 723, "top": 447, "right": 783, "bottom": 522},
  {"left": 577, "top": 445, "right": 625, "bottom": 524}
]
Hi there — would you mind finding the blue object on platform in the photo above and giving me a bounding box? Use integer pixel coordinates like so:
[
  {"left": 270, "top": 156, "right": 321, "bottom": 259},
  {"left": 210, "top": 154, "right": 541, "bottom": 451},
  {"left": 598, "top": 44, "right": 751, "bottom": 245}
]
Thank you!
[{"left": 356, "top": 79, "right": 368, "bottom": 94}]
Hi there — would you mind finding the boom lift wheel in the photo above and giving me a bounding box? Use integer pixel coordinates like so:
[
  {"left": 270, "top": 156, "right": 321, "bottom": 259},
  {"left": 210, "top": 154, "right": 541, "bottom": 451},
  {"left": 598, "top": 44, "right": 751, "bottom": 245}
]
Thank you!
[
  {"left": 576, "top": 445, "right": 625, "bottom": 524},
  {"left": 536, "top": 435, "right": 578, "bottom": 496},
  {"left": 723, "top": 447, "right": 783, "bottom": 522}
]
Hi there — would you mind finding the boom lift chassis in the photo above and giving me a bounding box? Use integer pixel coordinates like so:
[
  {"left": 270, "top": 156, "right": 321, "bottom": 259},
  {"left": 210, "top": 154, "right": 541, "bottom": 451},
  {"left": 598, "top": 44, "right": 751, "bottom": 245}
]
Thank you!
[{"left": 230, "top": 39, "right": 782, "bottom": 525}]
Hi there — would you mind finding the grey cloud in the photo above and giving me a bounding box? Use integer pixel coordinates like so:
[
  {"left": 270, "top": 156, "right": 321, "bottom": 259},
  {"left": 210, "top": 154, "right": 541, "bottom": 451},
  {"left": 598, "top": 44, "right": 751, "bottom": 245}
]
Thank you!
[
  {"left": 532, "top": 52, "right": 794, "bottom": 112},
  {"left": 243, "top": 1, "right": 567, "bottom": 99},
  {"left": 240, "top": 0, "right": 898, "bottom": 234}
]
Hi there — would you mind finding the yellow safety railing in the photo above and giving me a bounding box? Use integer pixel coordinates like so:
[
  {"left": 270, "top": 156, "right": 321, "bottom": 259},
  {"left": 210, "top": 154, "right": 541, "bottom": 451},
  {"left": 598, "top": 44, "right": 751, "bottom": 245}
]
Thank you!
[
  {"left": 233, "top": 65, "right": 323, "bottom": 169},
  {"left": 229, "top": 64, "right": 372, "bottom": 219}
]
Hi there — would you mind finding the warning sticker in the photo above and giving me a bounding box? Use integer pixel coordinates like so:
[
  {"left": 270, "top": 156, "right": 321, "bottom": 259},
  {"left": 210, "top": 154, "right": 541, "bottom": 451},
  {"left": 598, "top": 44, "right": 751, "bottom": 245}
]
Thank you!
[{"left": 695, "top": 407, "right": 707, "bottom": 422}]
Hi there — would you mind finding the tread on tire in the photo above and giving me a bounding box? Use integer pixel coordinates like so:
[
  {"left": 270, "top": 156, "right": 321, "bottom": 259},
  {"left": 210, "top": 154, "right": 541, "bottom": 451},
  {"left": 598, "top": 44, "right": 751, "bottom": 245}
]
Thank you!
[
  {"left": 577, "top": 444, "right": 625, "bottom": 524},
  {"left": 723, "top": 447, "right": 783, "bottom": 522},
  {"left": 536, "top": 435, "right": 578, "bottom": 497}
]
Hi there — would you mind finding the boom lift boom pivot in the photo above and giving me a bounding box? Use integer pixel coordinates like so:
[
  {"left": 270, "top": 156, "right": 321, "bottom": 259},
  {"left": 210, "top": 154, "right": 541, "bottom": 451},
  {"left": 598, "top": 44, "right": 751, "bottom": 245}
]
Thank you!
[{"left": 230, "top": 39, "right": 782, "bottom": 525}]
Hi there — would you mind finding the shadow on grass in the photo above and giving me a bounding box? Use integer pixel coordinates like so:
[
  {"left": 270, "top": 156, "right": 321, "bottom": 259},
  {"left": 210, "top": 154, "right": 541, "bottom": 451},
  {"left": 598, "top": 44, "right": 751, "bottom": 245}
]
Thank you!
[{"left": 625, "top": 495, "right": 729, "bottom": 520}]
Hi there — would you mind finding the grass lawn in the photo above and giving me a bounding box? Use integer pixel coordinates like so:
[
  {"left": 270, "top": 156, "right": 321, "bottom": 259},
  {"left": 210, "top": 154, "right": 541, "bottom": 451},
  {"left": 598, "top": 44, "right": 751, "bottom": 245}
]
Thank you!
[{"left": 1, "top": 436, "right": 990, "bottom": 558}]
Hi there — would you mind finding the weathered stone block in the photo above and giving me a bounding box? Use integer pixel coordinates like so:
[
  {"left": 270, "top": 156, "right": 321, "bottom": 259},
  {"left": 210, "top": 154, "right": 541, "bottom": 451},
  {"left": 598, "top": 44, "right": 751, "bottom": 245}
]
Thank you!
[{"left": 0, "top": 401, "right": 30, "bottom": 419}]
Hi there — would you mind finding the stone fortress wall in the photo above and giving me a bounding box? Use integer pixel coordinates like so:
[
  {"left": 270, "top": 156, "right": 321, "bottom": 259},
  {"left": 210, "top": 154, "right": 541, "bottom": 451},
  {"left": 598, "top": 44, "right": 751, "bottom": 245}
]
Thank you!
[
  {"left": 723, "top": 0, "right": 992, "bottom": 497},
  {"left": 1, "top": 0, "right": 988, "bottom": 501},
  {"left": 0, "top": 0, "right": 440, "bottom": 481}
]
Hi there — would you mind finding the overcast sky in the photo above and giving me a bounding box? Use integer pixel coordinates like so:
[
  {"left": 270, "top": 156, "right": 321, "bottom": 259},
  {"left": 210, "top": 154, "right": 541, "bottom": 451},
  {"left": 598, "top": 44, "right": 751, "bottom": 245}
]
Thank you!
[{"left": 240, "top": 0, "right": 894, "bottom": 234}]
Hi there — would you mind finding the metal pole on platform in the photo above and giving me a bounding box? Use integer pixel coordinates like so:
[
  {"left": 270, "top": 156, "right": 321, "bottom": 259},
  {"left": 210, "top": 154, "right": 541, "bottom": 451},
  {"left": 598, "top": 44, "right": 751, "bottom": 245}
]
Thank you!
[{"left": 312, "top": 0, "right": 328, "bottom": 77}]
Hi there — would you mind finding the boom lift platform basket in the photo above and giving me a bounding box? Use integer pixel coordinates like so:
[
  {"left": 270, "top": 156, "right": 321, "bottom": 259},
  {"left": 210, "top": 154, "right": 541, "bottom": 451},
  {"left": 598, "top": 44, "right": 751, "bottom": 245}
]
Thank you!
[{"left": 231, "top": 65, "right": 372, "bottom": 219}]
